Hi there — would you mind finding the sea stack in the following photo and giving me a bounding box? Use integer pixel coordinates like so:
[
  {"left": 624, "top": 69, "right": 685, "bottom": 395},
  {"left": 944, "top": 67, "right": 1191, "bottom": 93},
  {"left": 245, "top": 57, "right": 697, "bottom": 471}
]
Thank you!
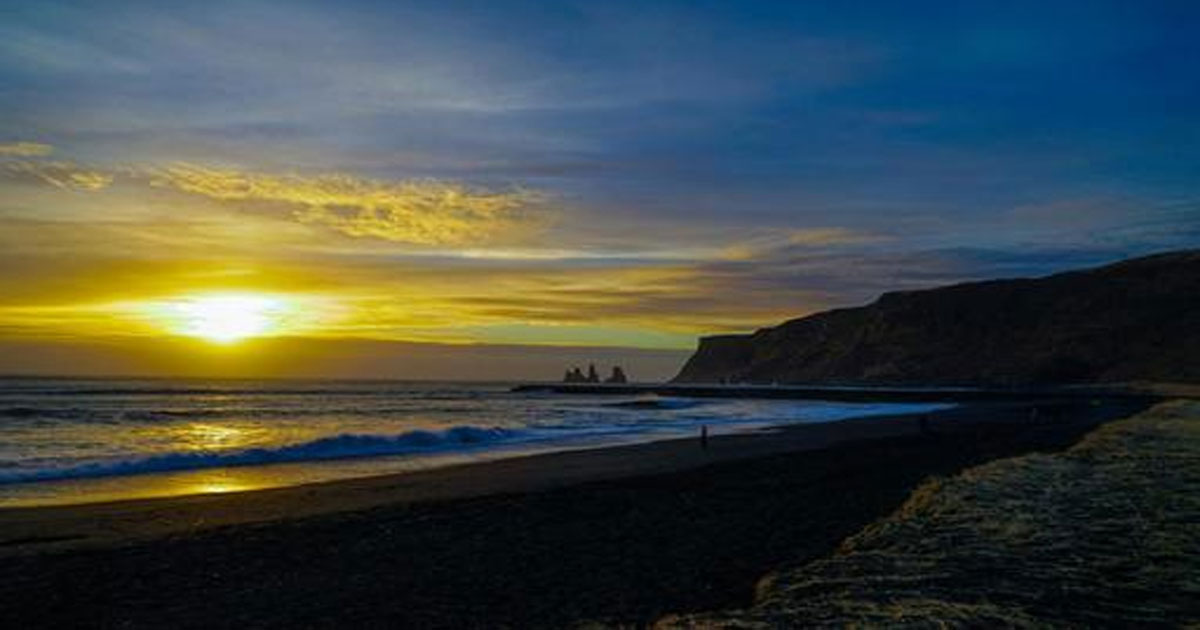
[
  {"left": 563, "top": 367, "right": 587, "bottom": 383},
  {"left": 606, "top": 366, "right": 628, "bottom": 383}
]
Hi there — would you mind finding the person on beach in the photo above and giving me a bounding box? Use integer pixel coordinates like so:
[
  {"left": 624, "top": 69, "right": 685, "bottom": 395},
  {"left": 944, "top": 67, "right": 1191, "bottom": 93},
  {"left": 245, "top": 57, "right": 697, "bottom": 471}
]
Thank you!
[{"left": 701, "top": 425, "right": 709, "bottom": 449}]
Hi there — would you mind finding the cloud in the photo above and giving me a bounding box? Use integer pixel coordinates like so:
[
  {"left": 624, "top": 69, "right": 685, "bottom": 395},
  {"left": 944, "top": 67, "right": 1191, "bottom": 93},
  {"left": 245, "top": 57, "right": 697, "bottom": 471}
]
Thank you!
[
  {"left": 150, "top": 164, "right": 549, "bottom": 246},
  {"left": 0, "top": 160, "right": 114, "bottom": 190},
  {"left": 0, "top": 202, "right": 1158, "bottom": 352},
  {"left": 1, "top": 152, "right": 1189, "bottom": 350},
  {"left": 0, "top": 141, "right": 53, "bottom": 157},
  {"left": 0, "top": 154, "right": 551, "bottom": 247},
  {"left": 718, "top": 228, "right": 882, "bottom": 261},
  {"left": 0, "top": 141, "right": 112, "bottom": 190}
]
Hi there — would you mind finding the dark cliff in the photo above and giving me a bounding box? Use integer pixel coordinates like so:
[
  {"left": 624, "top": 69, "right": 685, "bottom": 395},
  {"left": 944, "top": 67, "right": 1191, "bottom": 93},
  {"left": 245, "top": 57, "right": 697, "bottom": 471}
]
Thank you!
[{"left": 673, "top": 250, "right": 1200, "bottom": 386}]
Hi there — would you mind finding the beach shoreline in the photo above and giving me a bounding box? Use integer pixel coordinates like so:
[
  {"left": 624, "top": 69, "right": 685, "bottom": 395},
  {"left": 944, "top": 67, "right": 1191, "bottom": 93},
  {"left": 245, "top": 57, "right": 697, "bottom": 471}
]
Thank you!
[
  {"left": 0, "top": 398, "right": 1149, "bottom": 628},
  {"left": 0, "top": 402, "right": 969, "bottom": 555}
]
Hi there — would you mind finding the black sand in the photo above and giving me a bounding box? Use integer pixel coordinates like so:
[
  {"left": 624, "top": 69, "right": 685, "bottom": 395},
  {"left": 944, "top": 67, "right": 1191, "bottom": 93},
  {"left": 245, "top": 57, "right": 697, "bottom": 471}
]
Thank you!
[{"left": 0, "top": 400, "right": 1145, "bottom": 629}]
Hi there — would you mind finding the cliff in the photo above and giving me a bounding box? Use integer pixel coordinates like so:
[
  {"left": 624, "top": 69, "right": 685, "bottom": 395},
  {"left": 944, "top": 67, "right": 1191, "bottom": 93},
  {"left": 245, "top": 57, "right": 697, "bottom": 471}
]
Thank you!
[{"left": 673, "top": 250, "right": 1200, "bottom": 386}]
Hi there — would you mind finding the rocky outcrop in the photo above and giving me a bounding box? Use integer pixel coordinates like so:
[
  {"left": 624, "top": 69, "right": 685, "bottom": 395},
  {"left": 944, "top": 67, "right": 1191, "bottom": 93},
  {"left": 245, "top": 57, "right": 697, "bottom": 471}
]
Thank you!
[
  {"left": 673, "top": 250, "right": 1200, "bottom": 386},
  {"left": 563, "top": 367, "right": 587, "bottom": 383},
  {"left": 605, "top": 366, "right": 628, "bottom": 383},
  {"left": 564, "top": 364, "right": 629, "bottom": 383}
]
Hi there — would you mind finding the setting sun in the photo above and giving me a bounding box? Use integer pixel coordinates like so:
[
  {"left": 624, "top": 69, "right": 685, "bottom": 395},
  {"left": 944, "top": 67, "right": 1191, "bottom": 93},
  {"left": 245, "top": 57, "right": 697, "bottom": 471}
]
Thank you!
[{"left": 171, "top": 295, "right": 287, "bottom": 343}]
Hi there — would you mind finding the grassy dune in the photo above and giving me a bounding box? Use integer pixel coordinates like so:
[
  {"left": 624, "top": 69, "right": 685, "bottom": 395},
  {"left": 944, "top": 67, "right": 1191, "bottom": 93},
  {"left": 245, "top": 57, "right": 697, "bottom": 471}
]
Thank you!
[{"left": 661, "top": 401, "right": 1200, "bottom": 628}]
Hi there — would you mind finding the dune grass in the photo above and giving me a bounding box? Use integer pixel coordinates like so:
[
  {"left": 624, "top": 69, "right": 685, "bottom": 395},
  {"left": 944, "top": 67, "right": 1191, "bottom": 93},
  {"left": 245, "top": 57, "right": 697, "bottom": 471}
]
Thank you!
[{"left": 661, "top": 401, "right": 1200, "bottom": 628}]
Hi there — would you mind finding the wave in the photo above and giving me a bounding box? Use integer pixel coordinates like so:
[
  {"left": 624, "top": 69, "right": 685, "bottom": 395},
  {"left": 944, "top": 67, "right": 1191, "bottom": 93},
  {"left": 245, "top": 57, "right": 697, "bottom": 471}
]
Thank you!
[
  {"left": 601, "top": 397, "right": 707, "bottom": 411},
  {"left": 0, "top": 405, "right": 495, "bottom": 424},
  {"left": 0, "top": 406, "right": 251, "bottom": 423},
  {"left": 0, "top": 385, "right": 508, "bottom": 398},
  {"left": 0, "top": 425, "right": 521, "bottom": 484},
  {"left": 0, "top": 406, "right": 109, "bottom": 421},
  {"left": 0, "top": 406, "right": 46, "bottom": 418}
]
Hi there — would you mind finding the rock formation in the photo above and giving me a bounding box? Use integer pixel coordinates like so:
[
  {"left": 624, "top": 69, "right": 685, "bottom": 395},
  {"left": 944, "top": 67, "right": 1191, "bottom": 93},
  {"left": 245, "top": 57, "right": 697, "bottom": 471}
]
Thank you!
[
  {"left": 605, "top": 366, "right": 628, "bottom": 383},
  {"left": 673, "top": 250, "right": 1200, "bottom": 386},
  {"left": 562, "top": 365, "right": 630, "bottom": 384},
  {"left": 563, "top": 367, "right": 587, "bottom": 383}
]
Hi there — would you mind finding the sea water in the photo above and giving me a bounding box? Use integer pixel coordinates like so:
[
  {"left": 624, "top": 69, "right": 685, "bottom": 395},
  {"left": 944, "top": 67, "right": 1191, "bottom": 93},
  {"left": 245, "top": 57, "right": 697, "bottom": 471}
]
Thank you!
[{"left": 0, "top": 377, "right": 951, "bottom": 506}]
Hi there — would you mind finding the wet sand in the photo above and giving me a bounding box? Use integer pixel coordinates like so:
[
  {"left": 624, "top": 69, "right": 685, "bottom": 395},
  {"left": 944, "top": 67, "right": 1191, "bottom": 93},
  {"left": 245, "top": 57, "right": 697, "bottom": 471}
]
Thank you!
[{"left": 0, "top": 399, "right": 1146, "bottom": 628}]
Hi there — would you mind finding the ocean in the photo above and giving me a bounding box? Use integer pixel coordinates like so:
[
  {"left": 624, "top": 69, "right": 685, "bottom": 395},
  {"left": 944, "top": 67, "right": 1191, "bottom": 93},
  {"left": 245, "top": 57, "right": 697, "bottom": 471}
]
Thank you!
[{"left": 0, "top": 377, "right": 951, "bottom": 507}]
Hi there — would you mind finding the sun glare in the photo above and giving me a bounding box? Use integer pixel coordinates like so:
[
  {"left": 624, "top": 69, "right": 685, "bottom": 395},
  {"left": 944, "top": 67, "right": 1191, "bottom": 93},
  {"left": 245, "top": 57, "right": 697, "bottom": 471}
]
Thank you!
[{"left": 171, "top": 295, "right": 286, "bottom": 343}]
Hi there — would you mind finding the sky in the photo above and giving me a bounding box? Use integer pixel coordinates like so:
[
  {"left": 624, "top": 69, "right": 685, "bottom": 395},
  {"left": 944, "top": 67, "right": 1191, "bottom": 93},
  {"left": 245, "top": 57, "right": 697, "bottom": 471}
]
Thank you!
[{"left": 0, "top": 0, "right": 1197, "bottom": 380}]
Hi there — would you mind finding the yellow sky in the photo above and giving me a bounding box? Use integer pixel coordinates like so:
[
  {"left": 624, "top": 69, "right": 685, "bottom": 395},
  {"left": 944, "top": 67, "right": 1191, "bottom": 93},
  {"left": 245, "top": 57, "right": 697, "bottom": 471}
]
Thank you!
[{"left": 0, "top": 145, "right": 845, "bottom": 378}]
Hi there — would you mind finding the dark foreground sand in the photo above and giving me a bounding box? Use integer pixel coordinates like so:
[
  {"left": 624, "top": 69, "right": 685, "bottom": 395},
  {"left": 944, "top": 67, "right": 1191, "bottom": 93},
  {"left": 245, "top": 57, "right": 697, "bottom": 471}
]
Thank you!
[
  {"left": 663, "top": 400, "right": 1200, "bottom": 628},
  {"left": 0, "top": 399, "right": 1147, "bottom": 628}
]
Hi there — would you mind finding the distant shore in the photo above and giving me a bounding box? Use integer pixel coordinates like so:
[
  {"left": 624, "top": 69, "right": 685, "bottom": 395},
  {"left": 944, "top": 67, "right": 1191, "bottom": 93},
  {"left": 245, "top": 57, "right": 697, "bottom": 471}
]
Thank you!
[
  {"left": 513, "top": 381, "right": 1176, "bottom": 403},
  {"left": 0, "top": 398, "right": 1147, "bottom": 628}
]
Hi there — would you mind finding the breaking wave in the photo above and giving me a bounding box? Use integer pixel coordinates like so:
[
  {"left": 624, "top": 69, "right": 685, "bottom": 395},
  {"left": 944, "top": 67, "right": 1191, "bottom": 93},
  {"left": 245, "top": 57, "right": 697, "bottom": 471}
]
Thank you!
[
  {"left": 0, "top": 425, "right": 520, "bottom": 484},
  {"left": 601, "top": 397, "right": 707, "bottom": 411}
]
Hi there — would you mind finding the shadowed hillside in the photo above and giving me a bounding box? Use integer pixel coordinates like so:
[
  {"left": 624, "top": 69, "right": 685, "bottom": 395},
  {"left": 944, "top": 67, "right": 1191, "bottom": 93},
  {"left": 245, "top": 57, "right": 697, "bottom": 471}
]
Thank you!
[{"left": 674, "top": 250, "right": 1200, "bottom": 386}]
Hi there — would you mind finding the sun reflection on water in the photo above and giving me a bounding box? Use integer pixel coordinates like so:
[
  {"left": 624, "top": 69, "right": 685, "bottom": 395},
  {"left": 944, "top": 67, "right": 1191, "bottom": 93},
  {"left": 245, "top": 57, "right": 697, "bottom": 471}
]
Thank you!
[
  {"left": 170, "top": 422, "right": 266, "bottom": 451},
  {"left": 163, "top": 468, "right": 272, "bottom": 497},
  {"left": 185, "top": 479, "right": 257, "bottom": 495}
]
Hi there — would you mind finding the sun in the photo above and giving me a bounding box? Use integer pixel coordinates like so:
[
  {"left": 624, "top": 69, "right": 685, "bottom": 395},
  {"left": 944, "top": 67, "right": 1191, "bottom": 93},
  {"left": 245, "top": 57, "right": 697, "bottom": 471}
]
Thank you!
[
  {"left": 134, "top": 291, "right": 318, "bottom": 344},
  {"left": 171, "top": 295, "right": 286, "bottom": 343}
]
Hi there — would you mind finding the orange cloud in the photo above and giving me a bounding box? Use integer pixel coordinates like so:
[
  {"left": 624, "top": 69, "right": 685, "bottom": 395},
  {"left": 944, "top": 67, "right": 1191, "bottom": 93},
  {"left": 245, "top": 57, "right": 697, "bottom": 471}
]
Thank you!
[
  {"left": 150, "top": 164, "right": 549, "bottom": 246},
  {"left": 0, "top": 155, "right": 857, "bottom": 348}
]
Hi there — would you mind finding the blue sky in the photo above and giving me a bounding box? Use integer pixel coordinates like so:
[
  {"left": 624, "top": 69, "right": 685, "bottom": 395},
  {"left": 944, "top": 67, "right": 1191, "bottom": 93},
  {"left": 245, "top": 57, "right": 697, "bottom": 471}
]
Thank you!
[{"left": 0, "top": 0, "right": 1197, "bottom": 378}]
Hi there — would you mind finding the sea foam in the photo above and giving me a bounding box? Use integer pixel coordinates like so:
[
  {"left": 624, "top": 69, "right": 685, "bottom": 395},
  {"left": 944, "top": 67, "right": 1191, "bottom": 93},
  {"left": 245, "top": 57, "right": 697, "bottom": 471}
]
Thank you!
[{"left": 0, "top": 425, "right": 519, "bottom": 484}]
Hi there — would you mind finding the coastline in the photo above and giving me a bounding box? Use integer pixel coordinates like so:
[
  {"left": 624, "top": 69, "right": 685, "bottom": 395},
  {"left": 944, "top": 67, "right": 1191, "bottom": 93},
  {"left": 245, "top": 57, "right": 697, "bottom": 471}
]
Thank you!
[
  {"left": 512, "top": 381, "right": 1172, "bottom": 403},
  {"left": 0, "top": 402, "right": 969, "bottom": 555},
  {"left": 0, "top": 399, "right": 1148, "bottom": 628}
]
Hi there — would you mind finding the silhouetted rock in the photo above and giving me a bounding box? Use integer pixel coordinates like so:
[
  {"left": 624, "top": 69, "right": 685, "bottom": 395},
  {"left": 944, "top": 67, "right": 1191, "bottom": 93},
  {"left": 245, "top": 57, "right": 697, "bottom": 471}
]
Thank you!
[
  {"left": 606, "top": 366, "right": 628, "bottom": 383},
  {"left": 586, "top": 364, "right": 600, "bottom": 383},
  {"left": 563, "top": 367, "right": 587, "bottom": 383},
  {"left": 673, "top": 250, "right": 1200, "bottom": 386}
]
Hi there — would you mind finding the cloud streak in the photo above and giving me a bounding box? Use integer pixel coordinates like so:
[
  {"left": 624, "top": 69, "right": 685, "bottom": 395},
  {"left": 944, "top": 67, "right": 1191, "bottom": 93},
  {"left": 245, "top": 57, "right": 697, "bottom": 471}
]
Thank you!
[
  {"left": 2, "top": 155, "right": 552, "bottom": 246},
  {"left": 0, "top": 141, "right": 53, "bottom": 157},
  {"left": 0, "top": 159, "right": 114, "bottom": 190},
  {"left": 148, "top": 165, "right": 550, "bottom": 246},
  {"left": 0, "top": 141, "right": 114, "bottom": 191}
]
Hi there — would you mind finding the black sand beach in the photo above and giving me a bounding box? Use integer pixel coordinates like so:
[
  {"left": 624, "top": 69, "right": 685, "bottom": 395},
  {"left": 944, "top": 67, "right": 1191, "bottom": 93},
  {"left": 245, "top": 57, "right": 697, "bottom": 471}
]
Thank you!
[
  {"left": 665, "top": 400, "right": 1200, "bottom": 627},
  {"left": 0, "top": 399, "right": 1147, "bottom": 628}
]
